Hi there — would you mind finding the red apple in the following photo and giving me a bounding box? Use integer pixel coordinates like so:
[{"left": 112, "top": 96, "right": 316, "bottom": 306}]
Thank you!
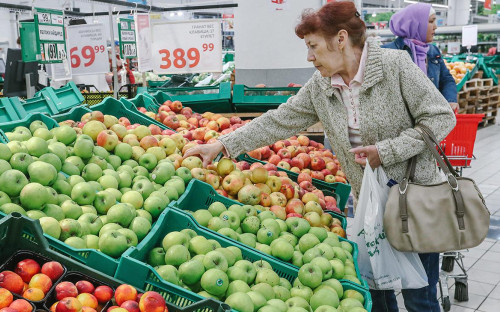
[
  {"left": 268, "top": 155, "right": 281, "bottom": 166},
  {"left": 15, "top": 259, "right": 40, "bottom": 283},
  {"left": 76, "top": 280, "right": 95, "bottom": 294},
  {"left": 297, "top": 172, "right": 312, "bottom": 184},
  {"left": 93, "top": 285, "right": 113, "bottom": 304},
  {"left": 55, "top": 281, "right": 78, "bottom": 300},
  {"left": 41, "top": 262, "right": 64, "bottom": 282}
]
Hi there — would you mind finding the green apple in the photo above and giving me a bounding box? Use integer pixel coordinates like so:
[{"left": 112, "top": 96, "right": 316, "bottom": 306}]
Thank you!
[
  {"left": 106, "top": 155, "right": 121, "bottom": 170},
  {"left": 256, "top": 227, "right": 276, "bottom": 245},
  {"left": 219, "top": 211, "right": 240, "bottom": 231},
  {"left": 0, "top": 169, "right": 28, "bottom": 197},
  {"left": 316, "top": 243, "right": 335, "bottom": 260},
  {"left": 165, "top": 245, "right": 190, "bottom": 266},
  {"left": 298, "top": 233, "right": 320, "bottom": 254},
  {"left": 310, "top": 288, "right": 339, "bottom": 310},
  {"left": 150, "top": 162, "right": 175, "bottom": 184},
  {"left": 117, "top": 228, "right": 138, "bottom": 247},
  {"left": 273, "top": 285, "right": 291, "bottom": 301},
  {"left": 19, "top": 182, "right": 49, "bottom": 210},
  {"left": 99, "top": 223, "right": 122, "bottom": 236},
  {"left": 143, "top": 196, "right": 167, "bottom": 218},
  {"left": 88, "top": 155, "right": 108, "bottom": 170},
  {"left": 121, "top": 190, "right": 144, "bottom": 210},
  {"left": 106, "top": 188, "right": 122, "bottom": 202},
  {"left": 323, "top": 236, "right": 341, "bottom": 248},
  {"left": 59, "top": 218, "right": 82, "bottom": 241},
  {"left": 251, "top": 283, "right": 275, "bottom": 301},
  {"left": 0, "top": 144, "right": 12, "bottom": 161},
  {"left": 148, "top": 247, "right": 166, "bottom": 267},
  {"left": 133, "top": 165, "right": 149, "bottom": 177},
  {"left": 0, "top": 203, "right": 26, "bottom": 215},
  {"left": 117, "top": 171, "right": 132, "bottom": 189},
  {"left": 98, "top": 175, "right": 118, "bottom": 190},
  {"left": 271, "top": 239, "right": 294, "bottom": 261},
  {"left": 232, "top": 259, "right": 256, "bottom": 283},
  {"left": 201, "top": 268, "right": 229, "bottom": 297},
  {"left": 41, "top": 203, "right": 64, "bottom": 221},
  {"left": 82, "top": 163, "right": 103, "bottom": 182},
  {"left": 238, "top": 233, "right": 257, "bottom": 248},
  {"left": 226, "top": 280, "right": 251, "bottom": 297},
  {"left": 267, "top": 299, "right": 288, "bottom": 312},
  {"left": 67, "top": 175, "right": 85, "bottom": 188},
  {"left": 225, "top": 292, "right": 254, "bottom": 312},
  {"left": 29, "top": 120, "right": 47, "bottom": 133},
  {"left": 48, "top": 142, "right": 67, "bottom": 162},
  {"left": 61, "top": 162, "right": 80, "bottom": 176},
  {"left": 114, "top": 143, "right": 133, "bottom": 161},
  {"left": 298, "top": 263, "right": 322, "bottom": 289},
  {"left": 285, "top": 297, "right": 310, "bottom": 310},
  {"left": 122, "top": 160, "right": 138, "bottom": 168},
  {"left": 27, "top": 210, "right": 46, "bottom": 220},
  {"left": 0, "top": 191, "right": 11, "bottom": 206},
  {"left": 138, "top": 153, "right": 157, "bottom": 171},
  {"left": 258, "top": 211, "right": 276, "bottom": 222},
  {"left": 311, "top": 257, "right": 333, "bottom": 280},
  {"left": 39, "top": 216, "right": 60, "bottom": 239},
  {"left": 64, "top": 236, "right": 86, "bottom": 249},
  {"left": 54, "top": 126, "right": 77, "bottom": 145},
  {"left": 83, "top": 234, "right": 99, "bottom": 249},
  {"left": 309, "top": 227, "right": 328, "bottom": 242},
  {"left": 321, "top": 278, "right": 344, "bottom": 299},
  {"left": 73, "top": 138, "right": 94, "bottom": 159},
  {"left": 203, "top": 251, "right": 228, "bottom": 272},
  {"left": 207, "top": 217, "right": 229, "bottom": 232},
  {"left": 175, "top": 167, "right": 192, "bottom": 184},
  {"left": 9, "top": 153, "right": 33, "bottom": 174},
  {"left": 0, "top": 159, "right": 11, "bottom": 176},
  {"left": 132, "top": 179, "right": 154, "bottom": 200},
  {"left": 107, "top": 203, "right": 135, "bottom": 227},
  {"left": 65, "top": 156, "right": 85, "bottom": 173},
  {"left": 255, "top": 268, "right": 280, "bottom": 286},
  {"left": 92, "top": 191, "right": 115, "bottom": 215},
  {"left": 165, "top": 178, "right": 185, "bottom": 196},
  {"left": 99, "top": 230, "right": 129, "bottom": 257},
  {"left": 70, "top": 182, "right": 96, "bottom": 206},
  {"left": 192, "top": 210, "right": 212, "bottom": 227},
  {"left": 285, "top": 217, "right": 311, "bottom": 238},
  {"left": 155, "top": 265, "right": 180, "bottom": 285},
  {"left": 208, "top": 202, "right": 226, "bottom": 217},
  {"left": 93, "top": 145, "right": 110, "bottom": 159},
  {"left": 78, "top": 213, "right": 103, "bottom": 235},
  {"left": 128, "top": 216, "right": 151, "bottom": 241},
  {"left": 162, "top": 231, "right": 189, "bottom": 250},
  {"left": 255, "top": 242, "right": 272, "bottom": 255},
  {"left": 179, "top": 259, "right": 205, "bottom": 285},
  {"left": 27, "top": 161, "right": 57, "bottom": 186},
  {"left": 218, "top": 228, "right": 239, "bottom": 241},
  {"left": 188, "top": 236, "right": 211, "bottom": 255},
  {"left": 158, "top": 187, "right": 178, "bottom": 202}
]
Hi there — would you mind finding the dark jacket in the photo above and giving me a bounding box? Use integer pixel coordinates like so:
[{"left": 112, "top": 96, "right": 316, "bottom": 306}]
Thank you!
[{"left": 382, "top": 37, "right": 457, "bottom": 103}]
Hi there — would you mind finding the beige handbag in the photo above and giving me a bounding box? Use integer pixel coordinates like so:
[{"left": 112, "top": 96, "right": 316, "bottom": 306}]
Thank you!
[{"left": 384, "top": 124, "right": 490, "bottom": 253}]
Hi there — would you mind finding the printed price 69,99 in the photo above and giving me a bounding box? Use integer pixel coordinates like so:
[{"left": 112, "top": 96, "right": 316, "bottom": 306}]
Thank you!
[
  {"left": 70, "top": 45, "right": 106, "bottom": 68},
  {"left": 158, "top": 44, "right": 214, "bottom": 69}
]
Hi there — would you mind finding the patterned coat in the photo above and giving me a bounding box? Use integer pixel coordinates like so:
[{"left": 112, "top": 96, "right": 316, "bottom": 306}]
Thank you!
[{"left": 218, "top": 37, "right": 456, "bottom": 197}]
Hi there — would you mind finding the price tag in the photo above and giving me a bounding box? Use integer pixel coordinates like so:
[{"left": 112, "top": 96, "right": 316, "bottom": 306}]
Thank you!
[
  {"left": 34, "top": 8, "right": 67, "bottom": 64},
  {"left": 462, "top": 25, "right": 478, "bottom": 47},
  {"left": 118, "top": 18, "right": 137, "bottom": 59},
  {"left": 66, "top": 23, "right": 108, "bottom": 75},
  {"left": 448, "top": 42, "right": 461, "bottom": 54},
  {"left": 134, "top": 13, "right": 153, "bottom": 72},
  {"left": 151, "top": 19, "right": 222, "bottom": 74}
]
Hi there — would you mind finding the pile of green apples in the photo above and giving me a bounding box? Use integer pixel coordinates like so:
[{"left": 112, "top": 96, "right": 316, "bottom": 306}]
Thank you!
[
  {"left": 147, "top": 228, "right": 367, "bottom": 312},
  {"left": 188, "top": 202, "right": 361, "bottom": 286},
  {"left": 0, "top": 118, "right": 192, "bottom": 258}
]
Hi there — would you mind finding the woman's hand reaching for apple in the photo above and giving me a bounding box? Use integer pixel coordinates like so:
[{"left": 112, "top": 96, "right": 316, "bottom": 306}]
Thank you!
[{"left": 183, "top": 141, "right": 225, "bottom": 167}]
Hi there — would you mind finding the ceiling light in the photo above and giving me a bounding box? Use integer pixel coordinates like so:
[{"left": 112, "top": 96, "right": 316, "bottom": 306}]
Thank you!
[{"left": 404, "top": 0, "right": 448, "bottom": 8}]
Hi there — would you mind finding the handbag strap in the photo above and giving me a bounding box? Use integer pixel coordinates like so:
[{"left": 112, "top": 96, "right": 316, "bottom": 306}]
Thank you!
[{"left": 398, "top": 126, "right": 466, "bottom": 233}]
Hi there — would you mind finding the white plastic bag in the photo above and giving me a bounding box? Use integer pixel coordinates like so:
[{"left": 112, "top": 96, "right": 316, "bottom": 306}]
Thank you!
[{"left": 351, "top": 161, "right": 428, "bottom": 290}]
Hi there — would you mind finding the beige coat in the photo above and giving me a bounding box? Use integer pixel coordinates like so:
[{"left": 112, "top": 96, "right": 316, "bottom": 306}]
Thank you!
[{"left": 219, "top": 37, "right": 456, "bottom": 197}]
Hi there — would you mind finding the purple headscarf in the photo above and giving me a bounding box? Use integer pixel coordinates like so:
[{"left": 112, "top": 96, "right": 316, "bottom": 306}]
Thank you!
[{"left": 389, "top": 3, "right": 432, "bottom": 74}]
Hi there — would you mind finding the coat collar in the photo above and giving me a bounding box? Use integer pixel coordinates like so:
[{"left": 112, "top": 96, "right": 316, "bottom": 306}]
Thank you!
[{"left": 316, "top": 37, "right": 384, "bottom": 95}]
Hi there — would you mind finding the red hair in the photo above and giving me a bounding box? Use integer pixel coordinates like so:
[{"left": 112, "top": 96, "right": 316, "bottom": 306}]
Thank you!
[{"left": 295, "top": 1, "right": 366, "bottom": 48}]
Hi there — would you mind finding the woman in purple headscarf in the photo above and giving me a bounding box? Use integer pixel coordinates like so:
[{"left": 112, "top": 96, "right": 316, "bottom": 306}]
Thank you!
[{"left": 383, "top": 3, "right": 459, "bottom": 112}]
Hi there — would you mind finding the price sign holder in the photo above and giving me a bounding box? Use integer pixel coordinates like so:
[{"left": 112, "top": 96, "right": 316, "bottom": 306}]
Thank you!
[
  {"left": 118, "top": 18, "right": 137, "bottom": 59},
  {"left": 151, "top": 19, "right": 222, "bottom": 74},
  {"left": 32, "top": 8, "right": 67, "bottom": 64}
]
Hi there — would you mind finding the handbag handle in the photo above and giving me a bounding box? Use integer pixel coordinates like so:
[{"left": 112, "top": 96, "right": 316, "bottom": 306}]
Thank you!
[{"left": 398, "top": 125, "right": 466, "bottom": 233}]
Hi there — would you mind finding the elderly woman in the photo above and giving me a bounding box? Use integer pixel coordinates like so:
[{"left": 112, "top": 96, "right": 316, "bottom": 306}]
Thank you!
[
  {"left": 185, "top": 1, "right": 455, "bottom": 311},
  {"left": 383, "top": 3, "right": 459, "bottom": 112}
]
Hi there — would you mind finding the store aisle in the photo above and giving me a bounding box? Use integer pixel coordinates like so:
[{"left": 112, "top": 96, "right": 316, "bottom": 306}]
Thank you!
[{"left": 348, "top": 122, "right": 500, "bottom": 312}]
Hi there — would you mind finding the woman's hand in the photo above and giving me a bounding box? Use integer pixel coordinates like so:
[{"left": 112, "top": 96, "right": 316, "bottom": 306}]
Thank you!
[
  {"left": 350, "top": 145, "right": 381, "bottom": 168},
  {"left": 449, "top": 102, "right": 459, "bottom": 113},
  {"left": 183, "top": 141, "right": 225, "bottom": 167}
]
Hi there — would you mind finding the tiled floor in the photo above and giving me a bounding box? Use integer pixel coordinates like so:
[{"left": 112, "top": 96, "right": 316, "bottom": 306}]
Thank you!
[{"left": 349, "top": 122, "right": 500, "bottom": 311}]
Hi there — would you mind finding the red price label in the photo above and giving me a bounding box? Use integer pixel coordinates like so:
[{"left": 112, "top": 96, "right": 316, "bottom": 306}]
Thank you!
[
  {"left": 158, "top": 43, "right": 214, "bottom": 70},
  {"left": 70, "top": 45, "right": 106, "bottom": 68}
]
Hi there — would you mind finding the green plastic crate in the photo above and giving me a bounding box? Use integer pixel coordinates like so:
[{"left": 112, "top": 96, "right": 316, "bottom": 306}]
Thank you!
[
  {"left": 174, "top": 179, "right": 347, "bottom": 230},
  {"left": 146, "top": 82, "right": 232, "bottom": 113},
  {"left": 0, "top": 98, "right": 22, "bottom": 124},
  {"left": 46, "top": 81, "right": 85, "bottom": 112},
  {"left": 170, "top": 180, "right": 368, "bottom": 289},
  {"left": 51, "top": 105, "right": 93, "bottom": 123},
  {"left": 0, "top": 213, "right": 230, "bottom": 312},
  {"left": 232, "top": 85, "right": 301, "bottom": 113},
  {"left": 120, "top": 93, "right": 162, "bottom": 114},
  {"left": 117, "top": 208, "right": 371, "bottom": 311},
  {"left": 12, "top": 90, "right": 60, "bottom": 118},
  {"left": 237, "top": 154, "right": 351, "bottom": 211},
  {"left": 0, "top": 112, "right": 59, "bottom": 136}
]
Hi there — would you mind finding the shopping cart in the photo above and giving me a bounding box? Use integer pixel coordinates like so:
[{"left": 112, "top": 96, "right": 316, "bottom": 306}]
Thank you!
[{"left": 437, "top": 113, "right": 484, "bottom": 312}]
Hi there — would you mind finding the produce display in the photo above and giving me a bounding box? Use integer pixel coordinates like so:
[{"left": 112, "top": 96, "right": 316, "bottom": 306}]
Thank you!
[
  {"left": 146, "top": 228, "right": 367, "bottom": 312},
  {"left": 444, "top": 61, "right": 475, "bottom": 84},
  {"left": 0, "top": 114, "right": 192, "bottom": 259},
  {"left": 0, "top": 255, "right": 167, "bottom": 312}
]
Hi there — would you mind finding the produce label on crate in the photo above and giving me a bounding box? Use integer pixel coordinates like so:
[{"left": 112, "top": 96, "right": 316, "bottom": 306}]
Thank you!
[
  {"left": 67, "top": 23, "right": 109, "bottom": 75},
  {"left": 119, "top": 18, "right": 137, "bottom": 59},
  {"left": 35, "top": 8, "right": 67, "bottom": 64},
  {"left": 134, "top": 13, "right": 154, "bottom": 72},
  {"left": 151, "top": 19, "right": 222, "bottom": 74}
]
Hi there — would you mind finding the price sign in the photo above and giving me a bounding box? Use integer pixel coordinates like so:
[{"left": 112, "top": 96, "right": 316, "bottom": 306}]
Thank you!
[
  {"left": 118, "top": 18, "right": 137, "bottom": 59},
  {"left": 462, "top": 25, "right": 478, "bottom": 48},
  {"left": 67, "top": 23, "right": 109, "bottom": 75},
  {"left": 34, "top": 8, "right": 67, "bottom": 64},
  {"left": 135, "top": 13, "right": 153, "bottom": 72},
  {"left": 151, "top": 20, "right": 222, "bottom": 74},
  {"left": 448, "top": 42, "right": 461, "bottom": 54}
]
